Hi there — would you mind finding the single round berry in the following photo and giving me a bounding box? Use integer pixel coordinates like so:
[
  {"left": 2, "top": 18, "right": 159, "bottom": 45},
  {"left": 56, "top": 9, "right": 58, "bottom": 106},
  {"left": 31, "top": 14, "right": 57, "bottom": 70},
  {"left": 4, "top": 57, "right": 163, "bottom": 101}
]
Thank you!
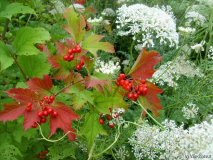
[
  {"left": 38, "top": 44, "right": 43, "bottom": 50},
  {"left": 63, "top": 55, "right": 69, "bottom": 61},
  {"left": 72, "top": 48, "right": 76, "bottom": 53},
  {"left": 43, "top": 110, "right": 48, "bottom": 117},
  {"left": 109, "top": 107, "right": 112, "bottom": 112},
  {"left": 124, "top": 80, "right": 129, "bottom": 85},
  {"left": 43, "top": 95, "right": 48, "bottom": 101},
  {"left": 37, "top": 111, "right": 43, "bottom": 117},
  {"left": 41, "top": 117, "right": 47, "bottom": 123},
  {"left": 52, "top": 111, "right": 58, "bottom": 117},
  {"left": 27, "top": 103, "right": 32, "bottom": 108},
  {"left": 76, "top": 64, "right": 82, "bottom": 70},
  {"left": 139, "top": 87, "right": 143, "bottom": 92},
  {"left": 107, "top": 115, "right": 112, "bottom": 120},
  {"left": 119, "top": 73, "right": 126, "bottom": 79},
  {"left": 128, "top": 93, "right": 133, "bottom": 99},
  {"left": 39, "top": 156, "right": 43, "bottom": 159},
  {"left": 142, "top": 87, "right": 148, "bottom": 92},
  {"left": 141, "top": 79, "right": 146, "bottom": 84},
  {"left": 76, "top": 47, "right": 81, "bottom": 53},
  {"left": 133, "top": 93, "right": 138, "bottom": 99},
  {"left": 48, "top": 99, "right": 53, "bottom": 104},
  {"left": 47, "top": 108, "right": 53, "bottom": 114},
  {"left": 114, "top": 113, "right": 119, "bottom": 118},
  {"left": 32, "top": 123, "right": 38, "bottom": 128},
  {"left": 49, "top": 95, "right": 55, "bottom": 101},
  {"left": 26, "top": 106, "right": 32, "bottom": 112},
  {"left": 99, "top": 119, "right": 104, "bottom": 124},
  {"left": 137, "top": 91, "right": 141, "bottom": 95},
  {"left": 126, "top": 86, "right": 131, "bottom": 91},
  {"left": 120, "top": 80, "right": 125, "bottom": 85},
  {"left": 44, "top": 151, "right": 48, "bottom": 154},
  {"left": 117, "top": 77, "right": 122, "bottom": 82},
  {"left": 144, "top": 84, "right": 148, "bottom": 88},
  {"left": 128, "top": 83, "right": 132, "bottom": 87},
  {"left": 116, "top": 82, "right": 121, "bottom": 86},
  {"left": 80, "top": 61, "right": 84, "bottom": 66},
  {"left": 109, "top": 123, "right": 114, "bottom": 128},
  {"left": 67, "top": 49, "right": 73, "bottom": 55},
  {"left": 69, "top": 54, "right": 74, "bottom": 60}
]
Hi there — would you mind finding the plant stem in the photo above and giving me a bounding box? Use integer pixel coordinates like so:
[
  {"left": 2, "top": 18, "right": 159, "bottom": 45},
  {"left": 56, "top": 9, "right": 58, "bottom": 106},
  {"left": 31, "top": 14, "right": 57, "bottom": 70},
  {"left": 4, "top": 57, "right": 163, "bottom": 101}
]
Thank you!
[
  {"left": 133, "top": 101, "right": 165, "bottom": 130},
  {"left": 8, "top": 50, "right": 28, "bottom": 81},
  {"left": 2, "top": 19, "right": 10, "bottom": 41},
  {"left": 55, "top": 79, "right": 84, "bottom": 96},
  {"left": 88, "top": 142, "right": 95, "bottom": 160}
]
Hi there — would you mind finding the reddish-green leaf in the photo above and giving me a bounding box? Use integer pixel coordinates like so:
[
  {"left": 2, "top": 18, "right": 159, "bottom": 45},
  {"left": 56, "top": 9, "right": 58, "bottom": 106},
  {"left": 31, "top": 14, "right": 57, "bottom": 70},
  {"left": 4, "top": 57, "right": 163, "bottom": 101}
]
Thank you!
[
  {"left": 76, "top": 55, "right": 94, "bottom": 73},
  {"left": 128, "top": 47, "right": 162, "bottom": 79},
  {"left": 49, "top": 102, "right": 80, "bottom": 140},
  {"left": 85, "top": 76, "right": 106, "bottom": 89},
  {"left": 81, "top": 35, "right": 115, "bottom": 58},
  {"left": 26, "top": 75, "right": 52, "bottom": 96},
  {"left": 63, "top": 7, "right": 86, "bottom": 43},
  {"left": 138, "top": 81, "right": 163, "bottom": 118}
]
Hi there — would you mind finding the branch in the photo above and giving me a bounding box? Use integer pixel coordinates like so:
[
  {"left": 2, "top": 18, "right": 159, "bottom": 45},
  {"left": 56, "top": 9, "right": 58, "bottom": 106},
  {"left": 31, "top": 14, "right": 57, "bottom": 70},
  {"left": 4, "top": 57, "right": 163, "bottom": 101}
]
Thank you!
[
  {"left": 8, "top": 49, "right": 28, "bottom": 81},
  {"left": 55, "top": 79, "right": 84, "bottom": 96},
  {"left": 2, "top": 19, "right": 10, "bottom": 41}
]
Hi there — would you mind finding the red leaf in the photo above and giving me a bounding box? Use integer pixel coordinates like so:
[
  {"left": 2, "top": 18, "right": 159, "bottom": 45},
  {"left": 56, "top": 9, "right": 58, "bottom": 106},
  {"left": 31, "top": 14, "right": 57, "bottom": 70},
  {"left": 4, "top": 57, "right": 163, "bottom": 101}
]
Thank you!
[
  {"left": 138, "top": 81, "right": 163, "bottom": 118},
  {"left": 27, "top": 75, "right": 52, "bottom": 96},
  {"left": 49, "top": 102, "right": 80, "bottom": 140},
  {"left": 128, "top": 47, "right": 162, "bottom": 79},
  {"left": 56, "top": 42, "right": 69, "bottom": 56},
  {"left": 85, "top": 76, "right": 106, "bottom": 89}
]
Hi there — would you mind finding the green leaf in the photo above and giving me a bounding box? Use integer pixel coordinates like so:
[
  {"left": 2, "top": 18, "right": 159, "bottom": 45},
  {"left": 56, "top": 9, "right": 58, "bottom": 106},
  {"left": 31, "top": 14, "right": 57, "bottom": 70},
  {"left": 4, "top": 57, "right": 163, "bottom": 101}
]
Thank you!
[
  {"left": 81, "top": 35, "right": 115, "bottom": 57},
  {"left": 0, "top": 41, "right": 14, "bottom": 71},
  {"left": 81, "top": 112, "right": 107, "bottom": 150},
  {"left": 41, "top": 122, "right": 50, "bottom": 138},
  {"left": 0, "top": 144, "right": 22, "bottom": 160},
  {"left": 14, "top": 27, "right": 51, "bottom": 55},
  {"left": 0, "top": 132, "right": 12, "bottom": 145},
  {"left": 47, "top": 142, "right": 76, "bottom": 160},
  {"left": 0, "top": 3, "right": 36, "bottom": 20},
  {"left": 63, "top": 7, "right": 86, "bottom": 43},
  {"left": 17, "top": 54, "right": 51, "bottom": 78},
  {"left": 16, "top": 82, "right": 28, "bottom": 88},
  {"left": 12, "top": 125, "right": 24, "bottom": 143}
]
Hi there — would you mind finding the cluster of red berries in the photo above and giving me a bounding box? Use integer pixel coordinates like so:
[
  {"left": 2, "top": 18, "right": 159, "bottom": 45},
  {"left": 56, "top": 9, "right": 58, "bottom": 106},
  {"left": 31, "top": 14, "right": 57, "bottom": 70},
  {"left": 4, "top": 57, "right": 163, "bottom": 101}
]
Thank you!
[
  {"left": 99, "top": 108, "right": 121, "bottom": 128},
  {"left": 116, "top": 74, "right": 148, "bottom": 101},
  {"left": 62, "top": 44, "right": 85, "bottom": 70},
  {"left": 28, "top": 95, "right": 58, "bottom": 128},
  {"left": 35, "top": 150, "right": 48, "bottom": 159},
  {"left": 37, "top": 44, "right": 44, "bottom": 52}
]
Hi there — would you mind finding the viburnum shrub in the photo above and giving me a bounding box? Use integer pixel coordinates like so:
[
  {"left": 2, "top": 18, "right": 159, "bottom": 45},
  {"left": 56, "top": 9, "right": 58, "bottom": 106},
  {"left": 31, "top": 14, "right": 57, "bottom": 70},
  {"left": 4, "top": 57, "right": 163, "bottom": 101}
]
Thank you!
[{"left": 0, "top": 6, "right": 162, "bottom": 154}]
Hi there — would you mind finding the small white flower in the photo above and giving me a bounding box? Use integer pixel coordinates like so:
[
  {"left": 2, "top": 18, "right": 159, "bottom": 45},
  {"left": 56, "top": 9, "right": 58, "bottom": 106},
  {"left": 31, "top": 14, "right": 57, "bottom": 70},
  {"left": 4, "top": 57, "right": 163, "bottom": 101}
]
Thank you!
[
  {"left": 191, "top": 40, "right": 205, "bottom": 53},
  {"left": 101, "top": 8, "right": 115, "bottom": 17}
]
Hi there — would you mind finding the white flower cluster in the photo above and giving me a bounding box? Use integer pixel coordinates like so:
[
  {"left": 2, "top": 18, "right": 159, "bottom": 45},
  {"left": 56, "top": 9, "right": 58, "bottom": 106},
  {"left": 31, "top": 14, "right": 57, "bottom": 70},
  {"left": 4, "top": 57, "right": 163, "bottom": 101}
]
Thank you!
[
  {"left": 178, "top": 26, "right": 196, "bottom": 35},
  {"left": 95, "top": 58, "right": 121, "bottom": 75},
  {"left": 117, "top": 0, "right": 134, "bottom": 4},
  {"left": 115, "top": 146, "right": 129, "bottom": 160},
  {"left": 185, "top": 11, "right": 206, "bottom": 26},
  {"left": 101, "top": 8, "right": 115, "bottom": 17},
  {"left": 152, "top": 55, "right": 204, "bottom": 87},
  {"left": 129, "top": 119, "right": 213, "bottom": 160},
  {"left": 208, "top": 46, "right": 213, "bottom": 60},
  {"left": 191, "top": 40, "right": 205, "bottom": 53},
  {"left": 87, "top": 17, "right": 103, "bottom": 24},
  {"left": 116, "top": 4, "right": 179, "bottom": 48},
  {"left": 197, "top": 0, "right": 213, "bottom": 7},
  {"left": 182, "top": 102, "right": 199, "bottom": 120},
  {"left": 49, "top": 0, "right": 65, "bottom": 15}
]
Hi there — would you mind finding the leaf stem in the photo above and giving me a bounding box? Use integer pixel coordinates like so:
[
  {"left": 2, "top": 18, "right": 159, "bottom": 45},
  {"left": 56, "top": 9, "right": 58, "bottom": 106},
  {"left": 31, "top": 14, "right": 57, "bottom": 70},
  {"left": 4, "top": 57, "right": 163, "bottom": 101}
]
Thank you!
[
  {"left": 55, "top": 79, "right": 84, "bottom": 96},
  {"left": 8, "top": 49, "right": 28, "bottom": 81},
  {"left": 88, "top": 141, "right": 96, "bottom": 160},
  {"left": 133, "top": 101, "right": 165, "bottom": 130},
  {"left": 2, "top": 19, "right": 10, "bottom": 41}
]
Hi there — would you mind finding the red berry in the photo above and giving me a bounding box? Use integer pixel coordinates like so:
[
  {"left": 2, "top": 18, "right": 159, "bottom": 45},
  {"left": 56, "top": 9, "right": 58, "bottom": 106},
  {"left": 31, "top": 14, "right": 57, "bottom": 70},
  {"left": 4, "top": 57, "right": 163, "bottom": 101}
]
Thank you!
[
  {"left": 119, "top": 74, "right": 126, "bottom": 79},
  {"left": 63, "top": 55, "right": 69, "bottom": 61},
  {"left": 37, "top": 111, "right": 43, "bottom": 117},
  {"left": 72, "top": 48, "right": 76, "bottom": 53},
  {"left": 49, "top": 95, "right": 55, "bottom": 101},
  {"left": 76, "top": 47, "right": 81, "bottom": 53},
  {"left": 48, "top": 99, "right": 53, "bottom": 104},
  {"left": 43, "top": 110, "right": 48, "bottom": 117},
  {"left": 116, "top": 82, "right": 121, "bottom": 86},
  {"left": 76, "top": 64, "right": 82, "bottom": 70},
  {"left": 106, "top": 115, "right": 112, "bottom": 120},
  {"left": 40, "top": 156, "right": 43, "bottom": 159},
  {"left": 132, "top": 98, "right": 137, "bottom": 101},
  {"left": 69, "top": 54, "right": 74, "bottom": 61},
  {"left": 99, "top": 119, "right": 104, "bottom": 124},
  {"left": 44, "top": 151, "right": 48, "bottom": 154},
  {"left": 128, "top": 83, "right": 132, "bottom": 87},
  {"left": 109, "top": 107, "right": 112, "bottom": 112},
  {"left": 144, "top": 84, "right": 148, "bottom": 88},
  {"left": 128, "top": 93, "right": 133, "bottom": 99},
  {"left": 27, "top": 103, "right": 32, "bottom": 108},
  {"left": 32, "top": 123, "right": 38, "bottom": 128},
  {"left": 52, "top": 111, "right": 58, "bottom": 117},
  {"left": 142, "top": 88, "right": 148, "bottom": 92},
  {"left": 76, "top": 44, "right": 80, "bottom": 48},
  {"left": 120, "top": 80, "right": 125, "bottom": 85},
  {"left": 38, "top": 44, "right": 43, "bottom": 51},
  {"left": 141, "top": 79, "right": 146, "bottom": 84},
  {"left": 126, "top": 86, "right": 131, "bottom": 91},
  {"left": 114, "top": 113, "right": 119, "bottom": 118},
  {"left": 35, "top": 156, "right": 38, "bottom": 158},
  {"left": 101, "top": 27, "right": 104, "bottom": 30},
  {"left": 139, "top": 87, "right": 143, "bottom": 92},
  {"left": 43, "top": 95, "right": 48, "bottom": 101},
  {"left": 137, "top": 91, "right": 141, "bottom": 95},
  {"left": 41, "top": 117, "right": 47, "bottom": 123},
  {"left": 133, "top": 93, "right": 138, "bottom": 99},
  {"left": 47, "top": 108, "right": 53, "bottom": 114},
  {"left": 124, "top": 80, "right": 129, "bottom": 85},
  {"left": 67, "top": 49, "right": 73, "bottom": 55},
  {"left": 109, "top": 123, "right": 114, "bottom": 128},
  {"left": 80, "top": 61, "right": 84, "bottom": 66},
  {"left": 86, "top": 27, "right": 90, "bottom": 31},
  {"left": 26, "top": 106, "right": 32, "bottom": 112},
  {"left": 117, "top": 77, "right": 122, "bottom": 82}
]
